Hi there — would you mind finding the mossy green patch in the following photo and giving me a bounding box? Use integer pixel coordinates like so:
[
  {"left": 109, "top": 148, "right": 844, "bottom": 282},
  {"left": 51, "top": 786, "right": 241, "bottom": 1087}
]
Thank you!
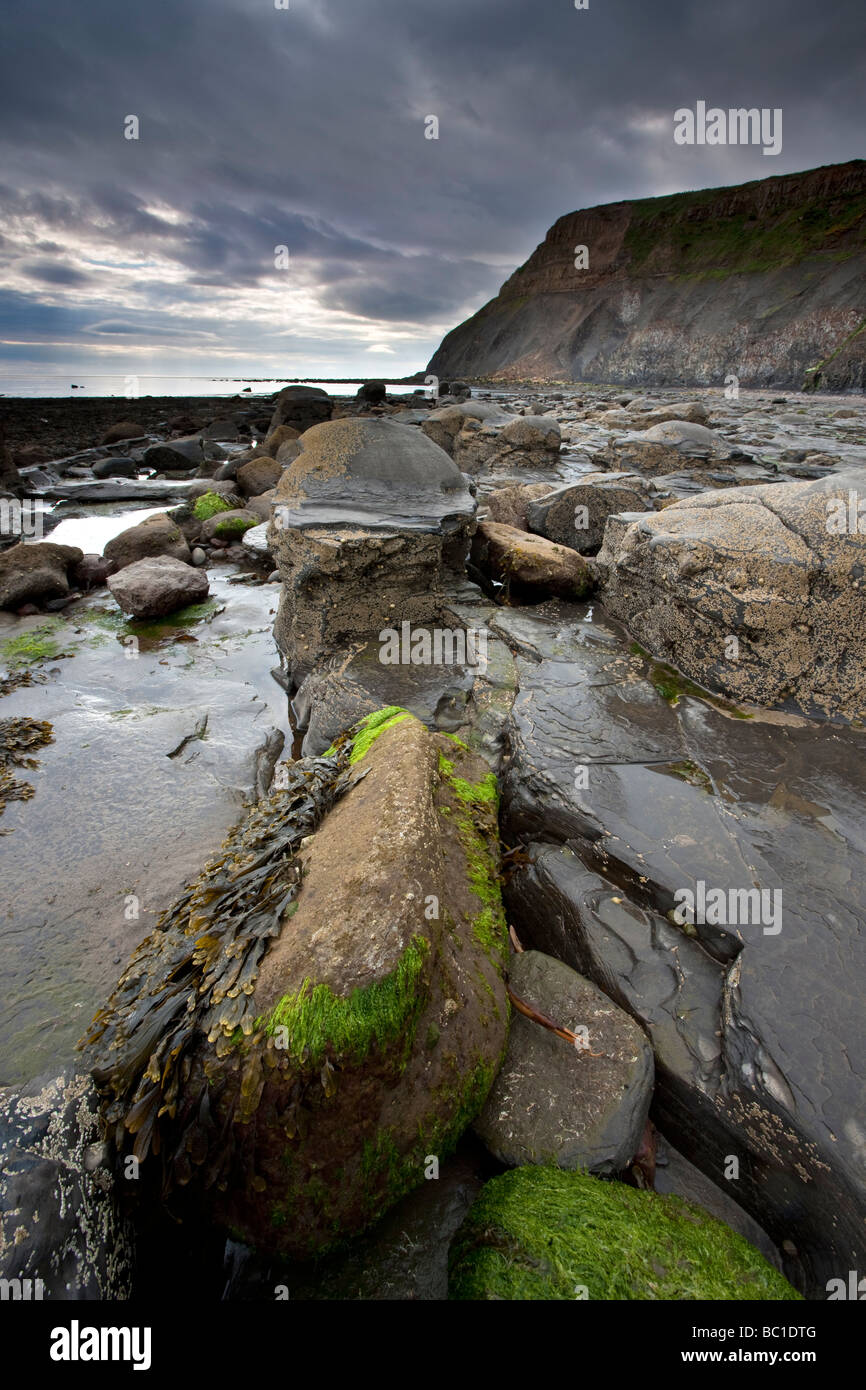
[
  {"left": 437, "top": 749, "right": 508, "bottom": 970},
  {"left": 193, "top": 491, "right": 233, "bottom": 521},
  {"left": 213, "top": 515, "right": 256, "bottom": 538},
  {"left": 449, "top": 1166, "right": 802, "bottom": 1301},
  {"left": 346, "top": 706, "right": 412, "bottom": 764},
  {"left": 0, "top": 620, "right": 68, "bottom": 668},
  {"left": 629, "top": 643, "right": 753, "bottom": 718},
  {"left": 262, "top": 934, "right": 430, "bottom": 1067}
]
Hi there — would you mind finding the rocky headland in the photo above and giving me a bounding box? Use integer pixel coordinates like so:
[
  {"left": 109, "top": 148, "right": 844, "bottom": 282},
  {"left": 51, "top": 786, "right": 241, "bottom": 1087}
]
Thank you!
[{"left": 428, "top": 160, "right": 866, "bottom": 391}]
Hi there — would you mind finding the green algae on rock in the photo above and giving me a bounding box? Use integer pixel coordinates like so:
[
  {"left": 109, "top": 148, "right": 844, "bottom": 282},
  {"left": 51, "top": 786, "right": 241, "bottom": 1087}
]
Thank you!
[
  {"left": 192, "top": 491, "right": 234, "bottom": 522},
  {"left": 82, "top": 707, "right": 509, "bottom": 1258},
  {"left": 449, "top": 1166, "right": 801, "bottom": 1301}
]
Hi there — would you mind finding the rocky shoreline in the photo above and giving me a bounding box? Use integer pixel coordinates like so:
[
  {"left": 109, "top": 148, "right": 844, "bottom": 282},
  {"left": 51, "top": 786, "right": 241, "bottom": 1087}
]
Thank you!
[{"left": 1, "top": 378, "right": 864, "bottom": 1300}]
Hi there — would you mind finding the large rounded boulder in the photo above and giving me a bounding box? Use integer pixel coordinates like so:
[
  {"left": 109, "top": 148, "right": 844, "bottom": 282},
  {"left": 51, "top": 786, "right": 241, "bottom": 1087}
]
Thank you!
[
  {"left": 83, "top": 710, "right": 509, "bottom": 1258},
  {"left": 595, "top": 470, "right": 866, "bottom": 720},
  {"left": 269, "top": 417, "right": 476, "bottom": 678},
  {"left": 268, "top": 385, "right": 333, "bottom": 435}
]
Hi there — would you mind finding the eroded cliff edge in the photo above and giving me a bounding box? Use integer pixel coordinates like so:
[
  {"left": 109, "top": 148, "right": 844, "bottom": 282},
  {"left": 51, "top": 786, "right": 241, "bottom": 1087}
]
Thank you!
[{"left": 428, "top": 160, "right": 866, "bottom": 391}]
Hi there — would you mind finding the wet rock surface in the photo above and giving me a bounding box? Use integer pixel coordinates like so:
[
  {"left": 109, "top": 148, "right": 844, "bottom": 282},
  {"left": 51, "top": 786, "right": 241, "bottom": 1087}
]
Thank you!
[
  {"left": 474, "top": 949, "right": 654, "bottom": 1173},
  {"left": 108, "top": 554, "right": 210, "bottom": 618},
  {"left": 496, "top": 598, "right": 866, "bottom": 1297},
  {"left": 0, "top": 1065, "right": 133, "bottom": 1299}
]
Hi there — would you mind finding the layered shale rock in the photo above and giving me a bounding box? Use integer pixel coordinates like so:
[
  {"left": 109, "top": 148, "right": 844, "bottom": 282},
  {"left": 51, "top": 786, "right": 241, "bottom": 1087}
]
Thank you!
[
  {"left": 269, "top": 417, "right": 476, "bottom": 681},
  {"left": 602, "top": 421, "right": 748, "bottom": 475},
  {"left": 595, "top": 470, "right": 866, "bottom": 721},
  {"left": 428, "top": 160, "right": 866, "bottom": 391},
  {"left": 83, "top": 710, "right": 509, "bottom": 1258},
  {"left": 496, "top": 602, "right": 866, "bottom": 1297}
]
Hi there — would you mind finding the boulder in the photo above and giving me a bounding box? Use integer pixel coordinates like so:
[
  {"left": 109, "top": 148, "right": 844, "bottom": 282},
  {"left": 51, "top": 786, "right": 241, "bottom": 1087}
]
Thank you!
[
  {"left": 357, "top": 381, "right": 387, "bottom": 404},
  {"left": 241, "top": 523, "right": 273, "bottom": 562},
  {"left": 595, "top": 471, "right": 866, "bottom": 720},
  {"left": 143, "top": 436, "right": 226, "bottom": 473},
  {"left": 636, "top": 401, "right": 711, "bottom": 428},
  {"left": 101, "top": 421, "right": 144, "bottom": 445},
  {"left": 0, "top": 1066, "right": 133, "bottom": 1299},
  {"left": 0, "top": 541, "right": 83, "bottom": 611},
  {"left": 84, "top": 711, "right": 509, "bottom": 1258},
  {"left": 103, "top": 512, "right": 190, "bottom": 567},
  {"left": 236, "top": 455, "right": 281, "bottom": 498},
  {"left": 268, "top": 385, "right": 333, "bottom": 435},
  {"left": 202, "top": 417, "right": 244, "bottom": 442},
  {"left": 269, "top": 417, "right": 476, "bottom": 679},
  {"left": 421, "top": 402, "right": 512, "bottom": 456},
  {"left": 484, "top": 482, "right": 554, "bottom": 532},
  {"left": 91, "top": 457, "right": 138, "bottom": 480},
  {"left": 275, "top": 438, "right": 301, "bottom": 467},
  {"left": 604, "top": 421, "right": 746, "bottom": 475},
  {"left": 245, "top": 488, "right": 276, "bottom": 521},
  {"left": 526, "top": 471, "right": 654, "bottom": 553},
  {"left": 470, "top": 521, "right": 593, "bottom": 601},
  {"left": 474, "top": 951, "right": 653, "bottom": 1173},
  {"left": 186, "top": 479, "right": 243, "bottom": 506},
  {"left": 71, "top": 554, "right": 117, "bottom": 590},
  {"left": 493, "top": 415, "right": 562, "bottom": 467},
  {"left": 263, "top": 424, "right": 300, "bottom": 456},
  {"left": 107, "top": 555, "right": 209, "bottom": 618},
  {"left": 449, "top": 1167, "right": 799, "bottom": 1300},
  {"left": 200, "top": 508, "right": 260, "bottom": 543}
]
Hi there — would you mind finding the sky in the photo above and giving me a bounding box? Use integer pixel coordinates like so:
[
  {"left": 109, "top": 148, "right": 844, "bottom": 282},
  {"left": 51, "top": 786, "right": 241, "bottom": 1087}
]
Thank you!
[{"left": 0, "top": 0, "right": 863, "bottom": 387}]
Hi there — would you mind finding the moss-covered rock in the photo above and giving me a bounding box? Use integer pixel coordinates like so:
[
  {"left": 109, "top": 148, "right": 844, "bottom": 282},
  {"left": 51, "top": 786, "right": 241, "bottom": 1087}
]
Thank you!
[
  {"left": 449, "top": 1166, "right": 802, "bottom": 1301},
  {"left": 192, "top": 490, "right": 234, "bottom": 522},
  {"left": 85, "top": 708, "right": 509, "bottom": 1258}
]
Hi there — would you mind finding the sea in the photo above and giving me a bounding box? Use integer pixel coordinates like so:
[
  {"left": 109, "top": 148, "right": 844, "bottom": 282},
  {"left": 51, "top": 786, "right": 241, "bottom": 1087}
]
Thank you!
[{"left": 0, "top": 374, "right": 423, "bottom": 399}]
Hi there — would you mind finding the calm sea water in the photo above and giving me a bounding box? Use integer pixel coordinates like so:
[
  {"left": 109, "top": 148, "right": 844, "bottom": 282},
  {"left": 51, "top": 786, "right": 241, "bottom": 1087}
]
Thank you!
[{"left": 0, "top": 375, "right": 423, "bottom": 399}]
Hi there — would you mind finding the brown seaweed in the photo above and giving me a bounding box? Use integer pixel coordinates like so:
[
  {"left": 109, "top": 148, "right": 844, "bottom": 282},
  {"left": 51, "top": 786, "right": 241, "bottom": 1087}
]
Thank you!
[{"left": 80, "top": 741, "right": 366, "bottom": 1187}]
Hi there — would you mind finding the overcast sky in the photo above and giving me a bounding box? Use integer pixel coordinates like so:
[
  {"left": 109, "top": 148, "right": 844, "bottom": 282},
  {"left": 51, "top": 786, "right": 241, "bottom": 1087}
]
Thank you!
[{"left": 0, "top": 0, "right": 863, "bottom": 387}]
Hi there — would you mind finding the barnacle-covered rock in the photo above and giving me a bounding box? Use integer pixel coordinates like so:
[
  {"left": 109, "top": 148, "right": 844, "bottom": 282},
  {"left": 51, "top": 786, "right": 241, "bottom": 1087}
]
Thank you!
[{"left": 82, "top": 708, "right": 509, "bottom": 1257}]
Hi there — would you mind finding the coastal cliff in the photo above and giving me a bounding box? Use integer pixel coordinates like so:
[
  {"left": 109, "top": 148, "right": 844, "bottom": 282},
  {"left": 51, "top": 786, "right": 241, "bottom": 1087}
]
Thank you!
[{"left": 428, "top": 161, "right": 866, "bottom": 391}]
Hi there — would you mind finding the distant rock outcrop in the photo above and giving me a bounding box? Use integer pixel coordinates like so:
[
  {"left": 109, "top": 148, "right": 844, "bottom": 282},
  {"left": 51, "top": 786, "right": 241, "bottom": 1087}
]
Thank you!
[{"left": 428, "top": 160, "right": 866, "bottom": 391}]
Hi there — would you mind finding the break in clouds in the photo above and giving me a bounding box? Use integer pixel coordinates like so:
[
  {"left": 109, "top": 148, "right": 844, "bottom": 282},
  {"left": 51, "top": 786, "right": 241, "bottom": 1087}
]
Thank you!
[{"left": 0, "top": 0, "right": 863, "bottom": 381}]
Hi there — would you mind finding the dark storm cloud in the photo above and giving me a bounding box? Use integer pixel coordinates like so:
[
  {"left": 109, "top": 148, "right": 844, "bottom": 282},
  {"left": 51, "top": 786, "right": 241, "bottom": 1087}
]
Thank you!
[
  {"left": 0, "top": 0, "right": 863, "bottom": 370},
  {"left": 19, "top": 260, "right": 94, "bottom": 287}
]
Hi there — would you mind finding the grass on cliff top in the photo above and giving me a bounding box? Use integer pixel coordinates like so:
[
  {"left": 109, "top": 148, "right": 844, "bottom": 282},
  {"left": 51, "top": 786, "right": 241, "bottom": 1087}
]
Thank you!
[
  {"left": 449, "top": 1166, "right": 802, "bottom": 1301},
  {"left": 623, "top": 186, "right": 866, "bottom": 278}
]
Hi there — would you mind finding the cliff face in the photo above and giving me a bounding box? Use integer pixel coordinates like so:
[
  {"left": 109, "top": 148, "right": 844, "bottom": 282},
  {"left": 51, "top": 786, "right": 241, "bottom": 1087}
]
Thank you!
[{"left": 428, "top": 161, "right": 866, "bottom": 391}]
